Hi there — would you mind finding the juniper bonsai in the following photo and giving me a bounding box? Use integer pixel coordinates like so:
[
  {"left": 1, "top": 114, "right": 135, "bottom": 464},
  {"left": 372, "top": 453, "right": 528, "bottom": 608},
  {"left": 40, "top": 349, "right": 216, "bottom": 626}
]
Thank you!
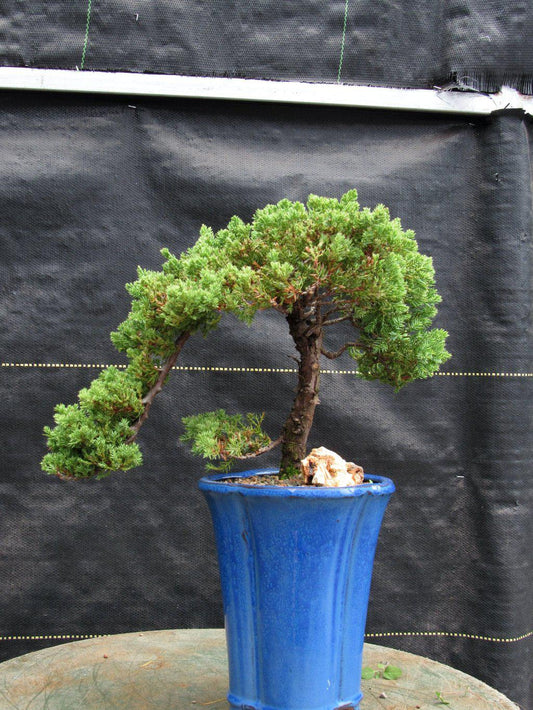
[{"left": 42, "top": 189, "right": 450, "bottom": 480}]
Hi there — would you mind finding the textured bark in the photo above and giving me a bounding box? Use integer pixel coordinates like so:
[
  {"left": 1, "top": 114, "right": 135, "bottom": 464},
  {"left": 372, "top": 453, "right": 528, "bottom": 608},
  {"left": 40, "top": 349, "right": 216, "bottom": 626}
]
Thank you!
[{"left": 279, "top": 297, "right": 323, "bottom": 477}]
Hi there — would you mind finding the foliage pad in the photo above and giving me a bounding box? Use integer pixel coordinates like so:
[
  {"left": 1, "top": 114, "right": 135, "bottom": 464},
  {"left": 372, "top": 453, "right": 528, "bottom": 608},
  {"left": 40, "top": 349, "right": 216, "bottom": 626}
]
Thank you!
[{"left": 42, "top": 190, "right": 450, "bottom": 479}]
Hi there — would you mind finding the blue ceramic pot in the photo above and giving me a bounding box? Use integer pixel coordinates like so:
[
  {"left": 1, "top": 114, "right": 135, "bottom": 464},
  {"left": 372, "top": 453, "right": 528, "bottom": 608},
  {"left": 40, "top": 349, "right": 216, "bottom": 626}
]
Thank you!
[{"left": 199, "top": 469, "right": 395, "bottom": 710}]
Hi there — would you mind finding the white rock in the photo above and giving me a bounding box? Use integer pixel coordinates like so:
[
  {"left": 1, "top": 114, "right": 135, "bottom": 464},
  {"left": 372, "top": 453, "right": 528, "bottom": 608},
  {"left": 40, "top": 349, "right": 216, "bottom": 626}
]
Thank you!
[{"left": 301, "top": 447, "right": 364, "bottom": 487}]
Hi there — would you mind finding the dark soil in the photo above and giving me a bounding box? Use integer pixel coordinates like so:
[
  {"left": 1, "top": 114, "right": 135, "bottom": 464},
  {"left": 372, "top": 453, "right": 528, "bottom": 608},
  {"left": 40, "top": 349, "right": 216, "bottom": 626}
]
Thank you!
[
  {"left": 224, "top": 474, "right": 312, "bottom": 487},
  {"left": 223, "top": 474, "right": 372, "bottom": 487}
]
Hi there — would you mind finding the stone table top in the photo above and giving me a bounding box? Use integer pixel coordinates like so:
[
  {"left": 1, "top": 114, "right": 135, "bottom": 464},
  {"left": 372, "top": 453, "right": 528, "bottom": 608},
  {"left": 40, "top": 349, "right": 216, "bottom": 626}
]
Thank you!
[{"left": 0, "top": 629, "right": 519, "bottom": 709}]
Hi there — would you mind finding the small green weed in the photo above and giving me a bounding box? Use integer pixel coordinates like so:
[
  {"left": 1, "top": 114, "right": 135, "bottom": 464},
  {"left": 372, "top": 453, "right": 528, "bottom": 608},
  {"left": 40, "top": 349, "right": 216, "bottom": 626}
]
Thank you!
[
  {"left": 361, "top": 663, "right": 402, "bottom": 680},
  {"left": 435, "top": 690, "right": 451, "bottom": 705}
]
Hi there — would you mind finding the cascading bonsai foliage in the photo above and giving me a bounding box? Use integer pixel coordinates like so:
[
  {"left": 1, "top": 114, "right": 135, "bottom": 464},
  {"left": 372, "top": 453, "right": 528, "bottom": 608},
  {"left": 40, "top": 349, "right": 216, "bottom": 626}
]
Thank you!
[{"left": 42, "top": 190, "right": 450, "bottom": 480}]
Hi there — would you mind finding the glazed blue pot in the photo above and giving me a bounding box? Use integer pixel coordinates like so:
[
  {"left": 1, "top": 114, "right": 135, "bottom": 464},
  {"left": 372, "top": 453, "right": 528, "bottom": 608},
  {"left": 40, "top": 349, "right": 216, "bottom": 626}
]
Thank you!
[{"left": 199, "top": 469, "right": 395, "bottom": 710}]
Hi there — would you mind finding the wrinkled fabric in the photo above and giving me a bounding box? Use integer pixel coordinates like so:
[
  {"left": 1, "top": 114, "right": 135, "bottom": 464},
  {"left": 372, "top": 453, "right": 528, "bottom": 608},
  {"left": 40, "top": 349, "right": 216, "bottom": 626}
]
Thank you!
[
  {"left": 0, "top": 1, "right": 532, "bottom": 91},
  {"left": 0, "top": 91, "right": 531, "bottom": 708}
]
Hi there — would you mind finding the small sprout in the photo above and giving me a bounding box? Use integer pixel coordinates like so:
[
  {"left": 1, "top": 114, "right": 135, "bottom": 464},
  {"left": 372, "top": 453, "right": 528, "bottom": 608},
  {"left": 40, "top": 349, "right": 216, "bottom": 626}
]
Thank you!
[
  {"left": 435, "top": 691, "right": 451, "bottom": 705},
  {"left": 361, "top": 664, "right": 402, "bottom": 680}
]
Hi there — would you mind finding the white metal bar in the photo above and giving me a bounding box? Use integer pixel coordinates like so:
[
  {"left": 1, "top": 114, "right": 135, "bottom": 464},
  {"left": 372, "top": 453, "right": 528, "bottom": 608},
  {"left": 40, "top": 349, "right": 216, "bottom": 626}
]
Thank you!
[{"left": 0, "top": 68, "right": 532, "bottom": 116}]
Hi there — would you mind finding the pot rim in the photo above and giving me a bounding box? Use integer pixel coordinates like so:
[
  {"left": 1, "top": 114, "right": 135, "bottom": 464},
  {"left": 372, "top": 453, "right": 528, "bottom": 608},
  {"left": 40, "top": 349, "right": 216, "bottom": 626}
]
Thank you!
[{"left": 198, "top": 468, "right": 395, "bottom": 498}]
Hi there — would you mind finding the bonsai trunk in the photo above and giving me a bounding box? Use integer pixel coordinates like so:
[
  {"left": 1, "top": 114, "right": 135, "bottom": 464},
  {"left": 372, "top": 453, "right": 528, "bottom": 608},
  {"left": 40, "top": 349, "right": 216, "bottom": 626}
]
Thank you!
[{"left": 280, "top": 302, "right": 323, "bottom": 477}]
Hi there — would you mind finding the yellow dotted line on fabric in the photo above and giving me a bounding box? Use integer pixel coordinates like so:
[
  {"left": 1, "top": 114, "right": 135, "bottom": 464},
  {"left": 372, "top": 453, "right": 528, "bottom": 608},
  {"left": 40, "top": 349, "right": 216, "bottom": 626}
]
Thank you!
[
  {"left": 365, "top": 630, "right": 533, "bottom": 643},
  {"left": 1, "top": 363, "right": 532, "bottom": 377},
  {"left": 0, "top": 634, "right": 109, "bottom": 642},
  {"left": 435, "top": 371, "right": 532, "bottom": 378},
  {"left": 0, "top": 362, "right": 298, "bottom": 373},
  {"left": 174, "top": 365, "right": 298, "bottom": 373},
  {"left": 0, "top": 631, "right": 530, "bottom": 643},
  {"left": 1, "top": 363, "right": 121, "bottom": 369}
]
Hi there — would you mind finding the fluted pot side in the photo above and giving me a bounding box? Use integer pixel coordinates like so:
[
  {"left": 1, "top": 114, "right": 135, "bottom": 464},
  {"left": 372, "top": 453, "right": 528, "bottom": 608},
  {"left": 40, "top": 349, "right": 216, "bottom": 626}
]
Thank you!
[{"left": 199, "top": 470, "right": 395, "bottom": 710}]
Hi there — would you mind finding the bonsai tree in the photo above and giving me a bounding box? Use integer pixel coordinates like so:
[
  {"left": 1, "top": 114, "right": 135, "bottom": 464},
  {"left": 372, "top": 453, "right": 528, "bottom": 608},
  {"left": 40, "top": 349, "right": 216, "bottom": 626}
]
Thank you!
[{"left": 42, "top": 190, "right": 450, "bottom": 481}]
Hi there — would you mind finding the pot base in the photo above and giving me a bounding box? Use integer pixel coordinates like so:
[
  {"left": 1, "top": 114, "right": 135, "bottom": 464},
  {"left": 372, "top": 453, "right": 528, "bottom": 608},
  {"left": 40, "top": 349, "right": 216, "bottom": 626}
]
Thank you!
[
  {"left": 228, "top": 694, "right": 361, "bottom": 710},
  {"left": 200, "top": 469, "right": 394, "bottom": 710}
]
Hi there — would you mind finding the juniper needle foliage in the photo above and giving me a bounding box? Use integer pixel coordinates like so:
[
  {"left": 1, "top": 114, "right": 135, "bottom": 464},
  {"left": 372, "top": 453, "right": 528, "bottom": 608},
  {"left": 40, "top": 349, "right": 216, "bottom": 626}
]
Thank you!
[{"left": 42, "top": 190, "right": 450, "bottom": 479}]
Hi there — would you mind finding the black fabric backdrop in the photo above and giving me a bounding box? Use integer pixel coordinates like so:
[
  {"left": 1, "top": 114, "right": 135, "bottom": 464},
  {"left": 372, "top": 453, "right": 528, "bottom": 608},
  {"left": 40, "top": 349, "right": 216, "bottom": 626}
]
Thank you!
[
  {"left": 1, "top": 1, "right": 533, "bottom": 92},
  {"left": 0, "top": 91, "right": 531, "bottom": 708}
]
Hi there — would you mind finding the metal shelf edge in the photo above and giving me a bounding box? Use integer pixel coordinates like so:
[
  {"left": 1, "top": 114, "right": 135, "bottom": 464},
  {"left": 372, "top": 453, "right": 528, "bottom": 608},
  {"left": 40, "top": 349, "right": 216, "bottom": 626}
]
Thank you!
[{"left": 0, "top": 68, "right": 532, "bottom": 116}]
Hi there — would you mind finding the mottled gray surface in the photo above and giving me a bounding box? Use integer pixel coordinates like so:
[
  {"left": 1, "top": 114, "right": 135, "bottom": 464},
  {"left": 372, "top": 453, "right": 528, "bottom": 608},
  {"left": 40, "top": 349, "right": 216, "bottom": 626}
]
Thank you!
[{"left": 0, "top": 630, "right": 520, "bottom": 709}]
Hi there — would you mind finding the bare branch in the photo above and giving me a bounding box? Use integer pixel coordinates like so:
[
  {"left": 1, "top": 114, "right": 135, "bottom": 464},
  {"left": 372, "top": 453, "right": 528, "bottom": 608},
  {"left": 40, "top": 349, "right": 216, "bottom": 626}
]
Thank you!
[
  {"left": 321, "top": 342, "right": 358, "bottom": 359},
  {"left": 322, "top": 314, "right": 352, "bottom": 327},
  {"left": 232, "top": 436, "right": 283, "bottom": 460},
  {"left": 320, "top": 306, "right": 339, "bottom": 320},
  {"left": 127, "top": 331, "right": 191, "bottom": 443}
]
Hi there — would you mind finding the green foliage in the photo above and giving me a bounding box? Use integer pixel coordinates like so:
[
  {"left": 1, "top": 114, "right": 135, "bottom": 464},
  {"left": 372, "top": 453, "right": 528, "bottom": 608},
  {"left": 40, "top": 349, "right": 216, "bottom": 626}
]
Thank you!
[
  {"left": 109, "top": 260, "right": 223, "bottom": 387},
  {"left": 42, "top": 367, "right": 144, "bottom": 479},
  {"left": 42, "top": 188, "right": 450, "bottom": 479},
  {"left": 182, "top": 190, "right": 449, "bottom": 390},
  {"left": 181, "top": 410, "right": 272, "bottom": 472}
]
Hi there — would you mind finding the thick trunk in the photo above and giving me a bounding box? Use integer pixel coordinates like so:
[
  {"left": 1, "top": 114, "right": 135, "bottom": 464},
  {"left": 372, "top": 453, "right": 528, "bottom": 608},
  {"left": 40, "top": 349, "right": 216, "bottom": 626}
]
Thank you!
[{"left": 279, "top": 304, "right": 323, "bottom": 477}]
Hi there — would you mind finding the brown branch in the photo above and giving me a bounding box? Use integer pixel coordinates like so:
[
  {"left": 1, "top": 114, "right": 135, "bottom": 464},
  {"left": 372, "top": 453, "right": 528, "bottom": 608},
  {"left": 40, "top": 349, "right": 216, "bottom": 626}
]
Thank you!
[
  {"left": 127, "top": 331, "right": 191, "bottom": 443},
  {"left": 280, "top": 302, "right": 324, "bottom": 472},
  {"left": 319, "top": 305, "right": 338, "bottom": 320},
  {"left": 321, "top": 342, "right": 358, "bottom": 359},
  {"left": 322, "top": 314, "right": 352, "bottom": 327},
  {"left": 232, "top": 435, "right": 283, "bottom": 460}
]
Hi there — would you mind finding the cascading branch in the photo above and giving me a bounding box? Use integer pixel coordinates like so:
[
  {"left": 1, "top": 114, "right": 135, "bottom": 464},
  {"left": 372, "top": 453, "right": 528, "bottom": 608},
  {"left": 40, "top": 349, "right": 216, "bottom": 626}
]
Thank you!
[{"left": 42, "top": 189, "right": 450, "bottom": 480}]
